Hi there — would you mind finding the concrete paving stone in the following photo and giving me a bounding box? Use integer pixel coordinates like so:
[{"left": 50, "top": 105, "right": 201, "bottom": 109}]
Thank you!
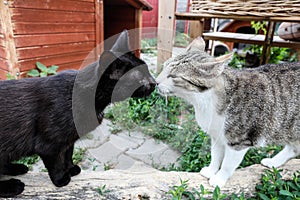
[
  {"left": 76, "top": 119, "right": 111, "bottom": 149},
  {"left": 126, "top": 139, "right": 168, "bottom": 155},
  {"left": 125, "top": 139, "right": 180, "bottom": 168},
  {"left": 88, "top": 142, "right": 123, "bottom": 166},
  {"left": 109, "top": 134, "right": 140, "bottom": 151},
  {"left": 114, "top": 154, "right": 137, "bottom": 170},
  {"left": 157, "top": 149, "right": 181, "bottom": 168},
  {"left": 116, "top": 131, "right": 146, "bottom": 146}
]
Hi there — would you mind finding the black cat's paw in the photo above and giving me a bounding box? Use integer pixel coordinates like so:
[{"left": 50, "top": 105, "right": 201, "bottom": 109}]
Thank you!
[
  {"left": 3, "top": 163, "right": 29, "bottom": 176},
  {"left": 69, "top": 165, "right": 81, "bottom": 177},
  {"left": 0, "top": 179, "right": 25, "bottom": 198},
  {"left": 50, "top": 172, "right": 71, "bottom": 187}
]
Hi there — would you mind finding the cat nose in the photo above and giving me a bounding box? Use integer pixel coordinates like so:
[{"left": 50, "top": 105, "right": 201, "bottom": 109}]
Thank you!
[{"left": 146, "top": 82, "right": 157, "bottom": 90}]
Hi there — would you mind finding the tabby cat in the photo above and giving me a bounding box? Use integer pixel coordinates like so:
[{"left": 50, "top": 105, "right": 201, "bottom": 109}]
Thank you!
[{"left": 157, "top": 37, "right": 299, "bottom": 187}]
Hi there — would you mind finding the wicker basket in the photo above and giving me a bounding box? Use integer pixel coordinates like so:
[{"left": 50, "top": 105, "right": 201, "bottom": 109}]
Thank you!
[{"left": 191, "top": 0, "right": 300, "bottom": 17}]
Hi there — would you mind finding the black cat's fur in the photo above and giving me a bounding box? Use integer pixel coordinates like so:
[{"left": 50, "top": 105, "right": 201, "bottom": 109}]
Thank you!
[{"left": 0, "top": 30, "right": 156, "bottom": 198}]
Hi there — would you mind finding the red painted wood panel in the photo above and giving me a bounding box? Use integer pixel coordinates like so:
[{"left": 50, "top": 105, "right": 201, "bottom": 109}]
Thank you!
[
  {"left": 57, "top": 59, "right": 96, "bottom": 71},
  {"left": 13, "top": 23, "right": 95, "bottom": 35},
  {"left": 11, "top": 8, "right": 95, "bottom": 23},
  {"left": 19, "top": 51, "right": 92, "bottom": 71},
  {"left": 0, "top": 35, "right": 5, "bottom": 48},
  {"left": 0, "top": 68, "right": 9, "bottom": 80},
  {"left": 10, "top": 0, "right": 95, "bottom": 13},
  {"left": 0, "top": 58, "right": 9, "bottom": 71},
  {"left": 0, "top": 47, "right": 6, "bottom": 59},
  {"left": 17, "top": 42, "right": 95, "bottom": 60},
  {"left": 15, "top": 33, "right": 95, "bottom": 47},
  {"left": 142, "top": 0, "right": 158, "bottom": 38}
]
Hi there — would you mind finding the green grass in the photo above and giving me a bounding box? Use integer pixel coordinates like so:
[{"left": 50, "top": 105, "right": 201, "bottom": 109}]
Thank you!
[
  {"left": 168, "top": 169, "right": 300, "bottom": 200},
  {"left": 72, "top": 147, "right": 87, "bottom": 165}
]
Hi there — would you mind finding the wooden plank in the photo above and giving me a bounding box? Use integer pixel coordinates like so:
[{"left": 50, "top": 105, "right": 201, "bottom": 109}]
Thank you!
[
  {"left": 0, "top": 58, "right": 9, "bottom": 70},
  {"left": 176, "top": 12, "right": 269, "bottom": 21},
  {"left": 0, "top": 47, "right": 6, "bottom": 59},
  {"left": 0, "top": 68, "right": 9, "bottom": 80},
  {"left": 203, "top": 32, "right": 300, "bottom": 49},
  {"left": 77, "top": 0, "right": 94, "bottom": 2},
  {"left": 0, "top": 0, "right": 19, "bottom": 76},
  {"left": 17, "top": 42, "right": 95, "bottom": 60},
  {"left": 15, "top": 33, "right": 95, "bottom": 47},
  {"left": 95, "top": 0, "right": 104, "bottom": 56},
  {"left": 58, "top": 59, "right": 96, "bottom": 71},
  {"left": 11, "top": 8, "right": 95, "bottom": 23},
  {"left": 176, "top": 12, "right": 300, "bottom": 23},
  {"left": 189, "top": 20, "right": 204, "bottom": 40},
  {"left": 20, "top": 59, "right": 97, "bottom": 78},
  {"left": 261, "top": 22, "right": 276, "bottom": 65},
  {"left": 270, "top": 16, "right": 300, "bottom": 23},
  {"left": 18, "top": 51, "right": 91, "bottom": 71},
  {"left": 0, "top": 35, "right": 5, "bottom": 48},
  {"left": 134, "top": 8, "right": 143, "bottom": 57},
  {"left": 157, "top": 0, "right": 176, "bottom": 72},
  {"left": 203, "top": 32, "right": 266, "bottom": 45},
  {"left": 272, "top": 37, "right": 300, "bottom": 48},
  {"left": 10, "top": 0, "right": 95, "bottom": 13},
  {"left": 13, "top": 22, "right": 95, "bottom": 35}
]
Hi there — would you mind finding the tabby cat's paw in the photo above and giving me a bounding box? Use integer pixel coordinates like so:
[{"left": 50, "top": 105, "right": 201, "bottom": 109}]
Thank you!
[
  {"left": 69, "top": 165, "right": 81, "bottom": 177},
  {"left": 3, "top": 163, "right": 29, "bottom": 176},
  {"left": 209, "top": 175, "right": 227, "bottom": 188},
  {"left": 261, "top": 158, "right": 279, "bottom": 168},
  {"left": 0, "top": 179, "right": 25, "bottom": 198},
  {"left": 200, "top": 167, "right": 216, "bottom": 179}
]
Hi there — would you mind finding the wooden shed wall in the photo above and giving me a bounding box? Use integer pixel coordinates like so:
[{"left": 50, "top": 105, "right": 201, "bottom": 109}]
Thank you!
[
  {"left": 5, "top": 0, "right": 101, "bottom": 78},
  {"left": 0, "top": 0, "right": 150, "bottom": 80},
  {"left": 0, "top": 22, "right": 8, "bottom": 79},
  {"left": 104, "top": 5, "right": 140, "bottom": 51}
]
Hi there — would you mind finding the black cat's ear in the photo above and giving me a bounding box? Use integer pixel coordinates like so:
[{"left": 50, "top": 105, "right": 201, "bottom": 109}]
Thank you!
[
  {"left": 100, "top": 51, "right": 116, "bottom": 69},
  {"left": 99, "top": 51, "right": 124, "bottom": 80},
  {"left": 110, "top": 30, "right": 131, "bottom": 54}
]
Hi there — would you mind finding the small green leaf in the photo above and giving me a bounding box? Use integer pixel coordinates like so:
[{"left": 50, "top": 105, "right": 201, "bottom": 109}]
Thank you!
[
  {"left": 6, "top": 73, "right": 16, "bottom": 80},
  {"left": 279, "top": 190, "right": 294, "bottom": 197},
  {"left": 27, "top": 69, "right": 40, "bottom": 77},
  {"left": 36, "top": 62, "right": 48, "bottom": 72},
  {"left": 183, "top": 191, "right": 195, "bottom": 200},
  {"left": 258, "top": 193, "right": 270, "bottom": 200},
  {"left": 40, "top": 71, "right": 48, "bottom": 77},
  {"left": 48, "top": 65, "right": 59, "bottom": 74}
]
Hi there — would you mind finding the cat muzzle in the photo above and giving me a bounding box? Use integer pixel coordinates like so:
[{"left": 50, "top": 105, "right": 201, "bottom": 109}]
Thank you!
[
  {"left": 157, "top": 84, "right": 172, "bottom": 96},
  {"left": 132, "top": 82, "right": 157, "bottom": 98}
]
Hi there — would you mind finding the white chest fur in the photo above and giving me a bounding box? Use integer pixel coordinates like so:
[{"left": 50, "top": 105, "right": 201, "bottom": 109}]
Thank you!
[{"left": 187, "top": 90, "right": 225, "bottom": 136}]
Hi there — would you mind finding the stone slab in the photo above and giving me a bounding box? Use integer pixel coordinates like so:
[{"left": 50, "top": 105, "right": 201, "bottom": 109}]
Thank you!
[{"left": 3, "top": 159, "right": 300, "bottom": 200}]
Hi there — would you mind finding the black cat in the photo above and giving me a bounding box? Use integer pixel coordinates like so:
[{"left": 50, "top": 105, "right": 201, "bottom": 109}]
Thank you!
[{"left": 0, "top": 30, "right": 156, "bottom": 198}]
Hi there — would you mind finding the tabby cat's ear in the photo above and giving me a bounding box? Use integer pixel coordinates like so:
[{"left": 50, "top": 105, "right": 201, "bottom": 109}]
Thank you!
[
  {"left": 186, "top": 37, "right": 205, "bottom": 52},
  {"left": 215, "top": 52, "right": 233, "bottom": 63},
  {"left": 110, "top": 30, "right": 131, "bottom": 54},
  {"left": 207, "top": 52, "right": 233, "bottom": 77}
]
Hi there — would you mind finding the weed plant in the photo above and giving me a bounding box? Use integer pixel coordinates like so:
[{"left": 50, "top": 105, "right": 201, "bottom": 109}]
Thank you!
[{"left": 168, "top": 168, "right": 300, "bottom": 200}]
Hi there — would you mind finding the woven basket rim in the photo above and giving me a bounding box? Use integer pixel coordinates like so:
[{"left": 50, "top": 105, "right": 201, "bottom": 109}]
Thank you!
[{"left": 191, "top": 0, "right": 300, "bottom": 17}]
